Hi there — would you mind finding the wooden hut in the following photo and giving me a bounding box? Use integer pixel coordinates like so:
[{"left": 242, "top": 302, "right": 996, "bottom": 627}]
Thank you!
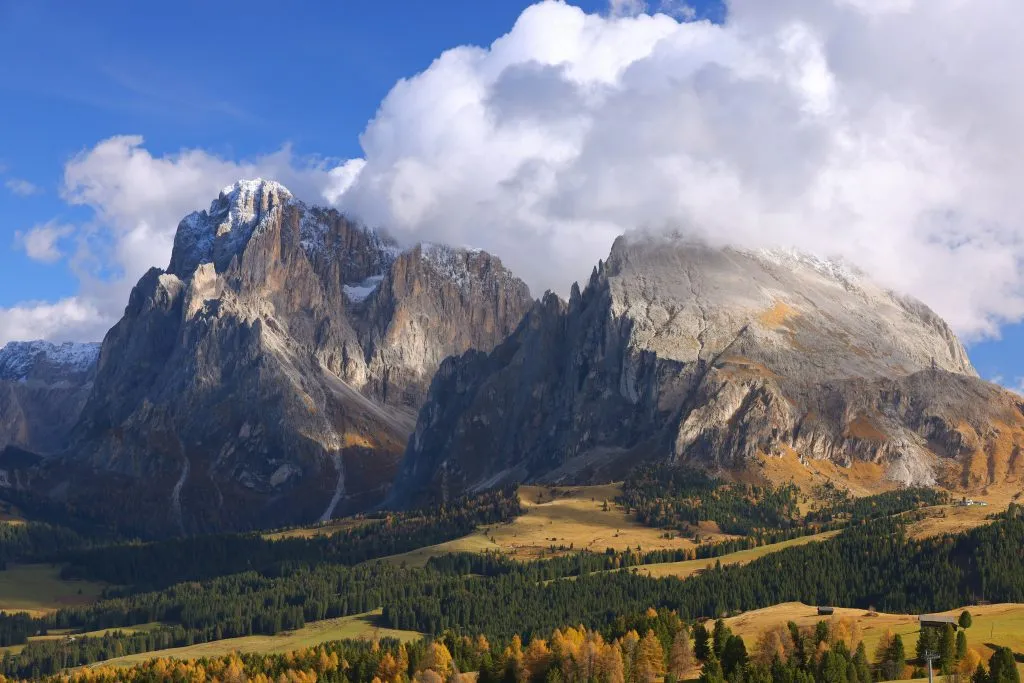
[{"left": 919, "top": 614, "right": 959, "bottom": 630}]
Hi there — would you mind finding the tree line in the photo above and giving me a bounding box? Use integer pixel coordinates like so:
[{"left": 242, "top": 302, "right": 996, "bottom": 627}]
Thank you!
[
  {"left": 382, "top": 510, "right": 1024, "bottom": 638},
  {"left": 618, "top": 464, "right": 948, "bottom": 537},
  {"left": 9, "top": 606, "right": 1020, "bottom": 683},
  {"left": 2, "top": 507, "right": 1022, "bottom": 677},
  {"left": 57, "top": 487, "right": 522, "bottom": 591}
]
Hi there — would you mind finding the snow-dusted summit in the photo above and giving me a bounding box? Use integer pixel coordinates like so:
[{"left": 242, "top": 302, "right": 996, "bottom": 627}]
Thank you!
[
  {"left": 168, "top": 178, "right": 293, "bottom": 277},
  {"left": 0, "top": 341, "right": 100, "bottom": 382},
  {"left": 0, "top": 341, "right": 100, "bottom": 454}
]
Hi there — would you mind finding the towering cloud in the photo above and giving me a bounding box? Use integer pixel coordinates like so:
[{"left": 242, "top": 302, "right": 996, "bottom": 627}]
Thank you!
[
  {"left": 335, "top": 0, "right": 1024, "bottom": 339},
  {"left": 5, "top": 0, "right": 1024, "bottom": 342}
]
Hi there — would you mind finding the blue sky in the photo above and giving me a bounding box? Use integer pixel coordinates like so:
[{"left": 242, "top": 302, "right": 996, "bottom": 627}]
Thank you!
[
  {"left": 0, "top": 0, "right": 577, "bottom": 304},
  {"left": 0, "top": 0, "right": 1020, "bottom": 388}
]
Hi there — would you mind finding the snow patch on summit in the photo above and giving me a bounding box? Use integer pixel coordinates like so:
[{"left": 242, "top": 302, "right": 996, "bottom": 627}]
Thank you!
[
  {"left": 418, "top": 242, "right": 497, "bottom": 290},
  {"left": 755, "top": 248, "right": 862, "bottom": 291},
  {"left": 298, "top": 204, "right": 400, "bottom": 267}
]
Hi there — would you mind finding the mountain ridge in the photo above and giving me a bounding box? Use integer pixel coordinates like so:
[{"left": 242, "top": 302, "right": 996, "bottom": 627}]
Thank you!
[
  {"left": 0, "top": 341, "right": 100, "bottom": 456},
  {"left": 392, "top": 233, "right": 1021, "bottom": 505},
  {"left": 4, "top": 183, "right": 1020, "bottom": 534}
]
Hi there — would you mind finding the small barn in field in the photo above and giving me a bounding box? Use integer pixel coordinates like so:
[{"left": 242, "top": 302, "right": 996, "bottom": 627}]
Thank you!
[
  {"left": 817, "top": 607, "right": 835, "bottom": 616},
  {"left": 919, "top": 614, "right": 959, "bottom": 630}
]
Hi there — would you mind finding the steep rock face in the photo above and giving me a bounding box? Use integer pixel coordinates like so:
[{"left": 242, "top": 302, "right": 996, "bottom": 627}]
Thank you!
[
  {"left": 0, "top": 342, "right": 99, "bottom": 454},
  {"left": 359, "top": 244, "right": 533, "bottom": 408},
  {"left": 17, "top": 180, "right": 531, "bottom": 535},
  {"left": 395, "top": 234, "right": 1022, "bottom": 504}
]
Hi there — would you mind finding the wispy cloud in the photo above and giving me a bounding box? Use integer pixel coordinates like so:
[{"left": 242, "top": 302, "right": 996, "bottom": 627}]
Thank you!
[
  {"left": 608, "top": 0, "right": 648, "bottom": 17},
  {"left": 991, "top": 375, "right": 1024, "bottom": 396},
  {"left": 13, "top": 221, "right": 74, "bottom": 263},
  {"left": 96, "top": 64, "right": 262, "bottom": 126},
  {"left": 5, "top": 178, "right": 42, "bottom": 196}
]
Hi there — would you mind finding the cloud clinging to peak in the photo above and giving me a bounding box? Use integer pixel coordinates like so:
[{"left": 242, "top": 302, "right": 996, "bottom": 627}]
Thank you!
[
  {"left": 4, "top": 0, "right": 1024, "bottom": 345},
  {"left": 333, "top": 0, "right": 1024, "bottom": 340}
]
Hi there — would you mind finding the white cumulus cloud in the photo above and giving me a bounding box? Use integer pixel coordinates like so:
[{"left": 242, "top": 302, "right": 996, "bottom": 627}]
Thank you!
[
  {"left": 5, "top": 0, "right": 1024, "bottom": 345},
  {"left": 331, "top": 0, "right": 1024, "bottom": 340},
  {"left": 14, "top": 221, "right": 74, "bottom": 263},
  {"left": 0, "top": 136, "right": 350, "bottom": 344},
  {"left": 0, "top": 298, "right": 101, "bottom": 346}
]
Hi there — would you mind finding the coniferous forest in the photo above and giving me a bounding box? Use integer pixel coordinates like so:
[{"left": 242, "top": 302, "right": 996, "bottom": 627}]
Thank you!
[{"left": 0, "top": 497, "right": 1022, "bottom": 679}]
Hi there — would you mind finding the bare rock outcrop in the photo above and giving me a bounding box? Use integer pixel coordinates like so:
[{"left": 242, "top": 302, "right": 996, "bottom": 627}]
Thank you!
[
  {"left": 394, "top": 234, "right": 1022, "bottom": 504},
  {"left": 0, "top": 341, "right": 99, "bottom": 455}
]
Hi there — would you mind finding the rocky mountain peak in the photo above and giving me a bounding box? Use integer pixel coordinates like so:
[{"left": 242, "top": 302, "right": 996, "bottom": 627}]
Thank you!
[
  {"left": 415, "top": 243, "right": 513, "bottom": 290},
  {"left": 601, "top": 232, "right": 975, "bottom": 379},
  {"left": 168, "top": 178, "right": 293, "bottom": 278},
  {"left": 18, "top": 180, "right": 534, "bottom": 535},
  {"left": 394, "top": 234, "right": 1015, "bottom": 505}
]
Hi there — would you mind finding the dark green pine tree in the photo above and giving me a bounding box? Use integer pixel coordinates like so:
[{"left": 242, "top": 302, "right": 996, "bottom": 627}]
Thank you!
[
  {"left": 917, "top": 627, "right": 936, "bottom": 663},
  {"left": 988, "top": 647, "right": 1020, "bottom": 683},
  {"left": 815, "top": 621, "right": 831, "bottom": 645},
  {"left": 748, "top": 663, "right": 774, "bottom": 683},
  {"left": 854, "top": 641, "right": 873, "bottom": 683},
  {"left": 712, "top": 619, "right": 732, "bottom": 657},
  {"left": 939, "top": 624, "right": 956, "bottom": 673},
  {"left": 721, "top": 635, "right": 748, "bottom": 677},
  {"left": 819, "top": 648, "right": 850, "bottom": 683},
  {"left": 700, "top": 651, "right": 726, "bottom": 683},
  {"left": 889, "top": 634, "right": 907, "bottom": 680},
  {"left": 772, "top": 655, "right": 796, "bottom": 683},
  {"left": 956, "top": 630, "right": 968, "bottom": 661},
  {"left": 694, "top": 623, "right": 711, "bottom": 661}
]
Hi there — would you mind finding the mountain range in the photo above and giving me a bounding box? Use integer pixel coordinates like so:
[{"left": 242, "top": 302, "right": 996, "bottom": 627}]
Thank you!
[{"left": 2, "top": 180, "right": 1021, "bottom": 535}]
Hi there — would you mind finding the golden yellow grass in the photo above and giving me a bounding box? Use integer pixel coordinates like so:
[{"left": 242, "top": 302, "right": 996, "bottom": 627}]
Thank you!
[
  {"left": 0, "top": 564, "right": 106, "bottom": 617},
  {"left": 619, "top": 530, "right": 840, "bottom": 580},
  {"left": 904, "top": 503, "right": 1006, "bottom": 540},
  {"left": 262, "top": 516, "right": 381, "bottom": 540},
  {"left": 844, "top": 415, "right": 889, "bottom": 442},
  {"left": 382, "top": 484, "right": 735, "bottom": 567},
  {"left": 724, "top": 602, "right": 1024, "bottom": 664},
  {"left": 957, "top": 419, "right": 1024, "bottom": 492},
  {"left": 94, "top": 610, "right": 422, "bottom": 668},
  {"left": 717, "top": 357, "right": 780, "bottom": 381},
  {"left": 757, "top": 445, "right": 897, "bottom": 498},
  {"left": 0, "top": 623, "right": 163, "bottom": 656}
]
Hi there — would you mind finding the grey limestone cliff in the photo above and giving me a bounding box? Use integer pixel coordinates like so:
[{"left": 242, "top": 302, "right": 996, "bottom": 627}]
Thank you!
[
  {"left": 395, "top": 234, "right": 1023, "bottom": 504},
  {"left": 11, "top": 179, "right": 532, "bottom": 535}
]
